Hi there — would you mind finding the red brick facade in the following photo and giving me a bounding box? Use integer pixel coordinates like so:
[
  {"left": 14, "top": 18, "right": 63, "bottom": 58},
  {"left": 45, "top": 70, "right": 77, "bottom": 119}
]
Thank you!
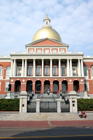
[{"left": 0, "top": 39, "right": 93, "bottom": 95}]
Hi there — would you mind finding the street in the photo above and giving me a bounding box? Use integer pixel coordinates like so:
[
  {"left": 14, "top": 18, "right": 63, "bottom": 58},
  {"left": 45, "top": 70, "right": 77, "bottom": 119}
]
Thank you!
[{"left": 0, "top": 127, "right": 93, "bottom": 140}]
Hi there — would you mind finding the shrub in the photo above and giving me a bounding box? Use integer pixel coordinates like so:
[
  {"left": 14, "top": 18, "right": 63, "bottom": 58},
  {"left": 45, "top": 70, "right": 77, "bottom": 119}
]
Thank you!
[
  {"left": 77, "top": 99, "right": 93, "bottom": 111},
  {"left": 0, "top": 99, "right": 19, "bottom": 111}
]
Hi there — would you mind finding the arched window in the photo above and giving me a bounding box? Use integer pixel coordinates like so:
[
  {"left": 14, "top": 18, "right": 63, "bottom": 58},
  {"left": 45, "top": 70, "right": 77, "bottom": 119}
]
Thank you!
[
  {"left": 0, "top": 66, "right": 2, "bottom": 76},
  {"left": 6, "top": 66, "right": 10, "bottom": 76},
  {"left": 46, "top": 21, "right": 48, "bottom": 25},
  {"left": 84, "top": 66, "right": 88, "bottom": 76}
]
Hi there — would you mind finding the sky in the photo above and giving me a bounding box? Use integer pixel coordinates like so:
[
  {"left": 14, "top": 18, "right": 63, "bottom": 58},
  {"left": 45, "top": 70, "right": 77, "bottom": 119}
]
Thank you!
[{"left": 0, "top": 0, "right": 93, "bottom": 56}]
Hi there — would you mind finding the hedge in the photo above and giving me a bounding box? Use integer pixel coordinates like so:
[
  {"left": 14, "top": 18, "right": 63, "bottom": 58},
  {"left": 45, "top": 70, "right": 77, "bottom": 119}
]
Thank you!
[
  {"left": 0, "top": 99, "right": 93, "bottom": 111},
  {"left": 77, "top": 99, "right": 93, "bottom": 111},
  {"left": 0, "top": 99, "right": 19, "bottom": 111}
]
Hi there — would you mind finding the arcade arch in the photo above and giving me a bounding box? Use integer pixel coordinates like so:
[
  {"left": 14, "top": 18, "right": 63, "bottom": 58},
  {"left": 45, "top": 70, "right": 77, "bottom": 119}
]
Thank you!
[
  {"left": 62, "top": 80, "right": 68, "bottom": 93},
  {"left": 26, "top": 80, "right": 33, "bottom": 92},
  {"left": 73, "top": 80, "right": 79, "bottom": 92},
  {"left": 44, "top": 80, "right": 50, "bottom": 93},
  {"left": 35, "top": 80, "right": 41, "bottom": 93},
  {"left": 15, "top": 80, "right": 21, "bottom": 92},
  {"left": 53, "top": 80, "right": 59, "bottom": 93}
]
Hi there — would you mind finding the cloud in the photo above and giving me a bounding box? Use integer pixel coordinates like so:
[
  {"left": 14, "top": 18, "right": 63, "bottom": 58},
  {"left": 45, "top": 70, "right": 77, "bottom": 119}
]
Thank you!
[{"left": 0, "top": 0, "right": 93, "bottom": 56}]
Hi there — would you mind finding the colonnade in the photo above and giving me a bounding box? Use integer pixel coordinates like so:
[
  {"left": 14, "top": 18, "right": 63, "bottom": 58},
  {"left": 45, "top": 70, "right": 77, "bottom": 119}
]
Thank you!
[{"left": 11, "top": 59, "right": 84, "bottom": 77}]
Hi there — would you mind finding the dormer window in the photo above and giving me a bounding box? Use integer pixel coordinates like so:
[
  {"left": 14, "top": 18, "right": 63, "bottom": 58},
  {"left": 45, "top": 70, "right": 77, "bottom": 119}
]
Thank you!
[
  {"left": 45, "top": 49, "right": 49, "bottom": 53},
  {"left": 29, "top": 49, "right": 33, "bottom": 53},
  {"left": 37, "top": 49, "right": 41, "bottom": 53},
  {"left": 53, "top": 49, "right": 57, "bottom": 53},
  {"left": 61, "top": 49, "right": 64, "bottom": 53}
]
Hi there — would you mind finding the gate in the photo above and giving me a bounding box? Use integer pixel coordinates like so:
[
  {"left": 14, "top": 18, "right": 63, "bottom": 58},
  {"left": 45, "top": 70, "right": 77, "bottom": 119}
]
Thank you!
[
  {"left": 61, "top": 100, "right": 70, "bottom": 112},
  {"left": 40, "top": 101, "right": 57, "bottom": 112},
  {"left": 27, "top": 101, "right": 36, "bottom": 112}
]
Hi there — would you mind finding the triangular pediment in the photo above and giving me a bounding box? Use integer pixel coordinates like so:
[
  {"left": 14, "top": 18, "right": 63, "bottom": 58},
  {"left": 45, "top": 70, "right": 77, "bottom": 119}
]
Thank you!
[{"left": 25, "top": 38, "right": 69, "bottom": 47}]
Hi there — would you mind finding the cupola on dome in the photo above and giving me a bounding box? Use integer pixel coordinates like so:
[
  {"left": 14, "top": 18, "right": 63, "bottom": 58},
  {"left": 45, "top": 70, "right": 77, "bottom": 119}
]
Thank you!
[{"left": 32, "top": 14, "right": 62, "bottom": 42}]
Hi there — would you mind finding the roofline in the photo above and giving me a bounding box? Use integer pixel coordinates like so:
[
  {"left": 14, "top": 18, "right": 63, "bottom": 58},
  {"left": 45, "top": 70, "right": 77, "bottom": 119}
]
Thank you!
[
  {"left": 25, "top": 38, "right": 69, "bottom": 48},
  {"left": 0, "top": 56, "right": 11, "bottom": 60},
  {"left": 10, "top": 52, "right": 83, "bottom": 57}
]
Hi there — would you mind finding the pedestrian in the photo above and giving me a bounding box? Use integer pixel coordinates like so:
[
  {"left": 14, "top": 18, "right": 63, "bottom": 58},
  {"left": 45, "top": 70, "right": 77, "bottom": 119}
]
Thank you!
[{"left": 79, "top": 111, "right": 83, "bottom": 118}]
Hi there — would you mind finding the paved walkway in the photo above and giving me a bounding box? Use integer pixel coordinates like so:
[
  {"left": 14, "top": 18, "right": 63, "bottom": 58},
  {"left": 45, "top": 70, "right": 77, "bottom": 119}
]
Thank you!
[
  {"left": 0, "top": 120, "right": 93, "bottom": 128},
  {"left": 0, "top": 112, "right": 93, "bottom": 127},
  {"left": 0, "top": 112, "right": 93, "bottom": 121}
]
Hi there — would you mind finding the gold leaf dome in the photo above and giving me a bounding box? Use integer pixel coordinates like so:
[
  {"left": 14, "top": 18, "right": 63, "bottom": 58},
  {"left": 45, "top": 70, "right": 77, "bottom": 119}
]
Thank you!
[{"left": 32, "top": 15, "right": 62, "bottom": 42}]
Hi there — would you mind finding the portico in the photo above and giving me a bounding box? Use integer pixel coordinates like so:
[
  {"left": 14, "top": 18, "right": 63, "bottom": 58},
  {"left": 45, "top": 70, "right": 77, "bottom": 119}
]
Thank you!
[{"left": 10, "top": 57, "right": 84, "bottom": 77}]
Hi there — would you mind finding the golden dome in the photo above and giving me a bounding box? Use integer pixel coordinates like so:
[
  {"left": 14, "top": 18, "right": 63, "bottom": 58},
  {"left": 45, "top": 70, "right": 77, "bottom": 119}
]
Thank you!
[{"left": 32, "top": 15, "right": 62, "bottom": 42}]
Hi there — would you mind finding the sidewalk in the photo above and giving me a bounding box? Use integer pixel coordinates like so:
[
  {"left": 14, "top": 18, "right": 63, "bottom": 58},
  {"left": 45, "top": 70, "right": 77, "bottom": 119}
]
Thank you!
[
  {"left": 0, "top": 112, "right": 93, "bottom": 121},
  {"left": 0, "top": 120, "right": 93, "bottom": 128},
  {"left": 0, "top": 112, "right": 93, "bottom": 128}
]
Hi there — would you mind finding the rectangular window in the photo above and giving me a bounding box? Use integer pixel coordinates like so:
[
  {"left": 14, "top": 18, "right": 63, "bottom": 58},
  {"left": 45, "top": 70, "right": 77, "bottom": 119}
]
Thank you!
[
  {"left": 6, "top": 67, "right": 10, "bottom": 76},
  {"left": 37, "top": 66, "right": 41, "bottom": 75},
  {"left": 29, "top": 66, "right": 33, "bottom": 75},
  {"left": 62, "top": 66, "right": 65, "bottom": 75},
  {"left": 45, "top": 66, "right": 49, "bottom": 75},
  {"left": 17, "top": 67, "right": 21, "bottom": 76},
  {"left": 84, "top": 66, "right": 87, "bottom": 76},
  {"left": 53, "top": 66, "right": 57, "bottom": 75},
  {"left": 5, "top": 82, "right": 9, "bottom": 91},
  {"left": 72, "top": 67, "right": 76, "bottom": 76}
]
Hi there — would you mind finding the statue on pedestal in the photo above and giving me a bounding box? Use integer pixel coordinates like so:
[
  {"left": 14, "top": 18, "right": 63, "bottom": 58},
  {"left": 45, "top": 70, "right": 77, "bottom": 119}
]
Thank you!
[
  {"left": 8, "top": 83, "right": 11, "bottom": 91},
  {"left": 47, "top": 87, "right": 50, "bottom": 95}
]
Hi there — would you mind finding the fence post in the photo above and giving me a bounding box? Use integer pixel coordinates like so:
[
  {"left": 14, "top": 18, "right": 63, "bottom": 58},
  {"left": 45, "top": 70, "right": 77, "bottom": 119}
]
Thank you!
[
  {"left": 36, "top": 99, "right": 40, "bottom": 113},
  {"left": 56, "top": 99, "right": 61, "bottom": 113}
]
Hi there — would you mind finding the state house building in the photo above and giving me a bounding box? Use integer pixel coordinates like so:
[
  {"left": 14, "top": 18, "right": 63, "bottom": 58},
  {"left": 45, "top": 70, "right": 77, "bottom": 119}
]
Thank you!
[{"left": 0, "top": 15, "right": 93, "bottom": 98}]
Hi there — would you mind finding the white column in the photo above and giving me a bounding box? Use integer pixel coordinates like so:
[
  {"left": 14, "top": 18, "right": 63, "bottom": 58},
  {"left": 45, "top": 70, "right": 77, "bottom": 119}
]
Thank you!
[
  {"left": 59, "top": 59, "right": 61, "bottom": 77},
  {"left": 81, "top": 59, "right": 84, "bottom": 76},
  {"left": 56, "top": 99, "right": 61, "bottom": 113},
  {"left": 11, "top": 59, "right": 13, "bottom": 77},
  {"left": 42, "top": 59, "right": 44, "bottom": 77},
  {"left": 78, "top": 59, "right": 81, "bottom": 76},
  {"left": 33, "top": 59, "right": 35, "bottom": 77},
  {"left": 70, "top": 59, "right": 72, "bottom": 76},
  {"left": 13, "top": 59, "right": 16, "bottom": 76},
  {"left": 36, "top": 99, "right": 40, "bottom": 113},
  {"left": 50, "top": 59, "right": 52, "bottom": 77},
  {"left": 67, "top": 59, "right": 69, "bottom": 76},
  {"left": 22, "top": 59, "right": 24, "bottom": 77},
  {"left": 25, "top": 59, "right": 27, "bottom": 77}
]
